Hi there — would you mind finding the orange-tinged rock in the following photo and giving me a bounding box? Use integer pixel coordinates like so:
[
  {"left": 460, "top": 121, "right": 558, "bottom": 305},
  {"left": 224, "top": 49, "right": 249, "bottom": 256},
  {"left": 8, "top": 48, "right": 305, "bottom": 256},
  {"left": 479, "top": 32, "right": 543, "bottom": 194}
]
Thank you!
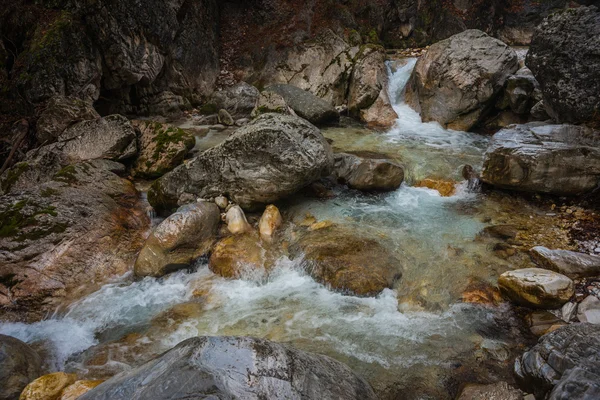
[
  {"left": 60, "top": 380, "right": 104, "bottom": 400},
  {"left": 20, "top": 372, "right": 77, "bottom": 400},
  {"left": 415, "top": 178, "right": 457, "bottom": 197},
  {"left": 209, "top": 234, "right": 278, "bottom": 279},
  {"left": 259, "top": 205, "right": 283, "bottom": 242}
]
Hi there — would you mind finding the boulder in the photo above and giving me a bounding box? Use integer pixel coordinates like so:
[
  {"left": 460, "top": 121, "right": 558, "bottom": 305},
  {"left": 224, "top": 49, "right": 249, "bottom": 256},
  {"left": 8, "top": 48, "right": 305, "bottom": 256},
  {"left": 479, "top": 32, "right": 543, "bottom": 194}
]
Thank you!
[
  {"left": 59, "top": 381, "right": 104, "bottom": 400},
  {"left": 225, "top": 205, "right": 253, "bottom": 235},
  {"left": 79, "top": 336, "right": 376, "bottom": 400},
  {"left": 264, "top": 84, "right": 339, "bottom": 126},
  {"left": 19, "top": 372, "right": 77, "bottom": 400},
  {"left": 289, "top": 225, "right": 402, "bottom": 297},
  {"left": 211, "top": 82, "right": 259, "bottom": 117},
  {"left": 134, "top": 202, "right": 220, "bottom": 278},
  {"left": 251, "top": 91, "right": 296, "bottom": 118},
  {"left": 0, "top": 162, "right": 148, "bottom": 322},
  {"left": 500, "top": 68, "right": 539, "bottom": 115},
  {"left": 481, "top": 124, "right": 600, "bottom": 195},
  {"left": 457, "top": 382, "right": 522, "bottom": 400},
  {"left": 333, "top": 153, "right": 404, "bottom": 192},
  {"left": 36, "top": 96, "right": 100, "bottom": 145},
  {"left": 209, "top": 234, "right": 274, "bottom": 279},
  {"left": 217, "top": 109, "right": 234, "bottom": 126},
  {"left": 0, "top": 334, "right": 42, "bottom": 400},
  {"left": 259, "top": 205, "right": 283, "bottom": 242},
  {"left": 405, "top": 29, "right": 519, "bottom": 131},
  {"left": 498, "top": 268, "right": 574, "bottom": 309},
  {"left": 131, "top": 120, "right": 195, "bottom": 179},
  {"left": 148, "top": 113, "right": 333, "bottom": 211},
  {"left": 415, "top": 178, "right": 457, "bottom": 197},
  {"left": 530, "top": 247, "right": 600, "bottom": 279},
  {"left": 530, "top": 100, "right": 550, "bottom": 121},
  {"left": 515, "top": 323, "right": 600, "bottom": 399},
  {"left": 526, "top": 6, "right": 600, "bottom": 126},
  {"left": 577, "top": 296, "right": 600, "bottom": 325}
]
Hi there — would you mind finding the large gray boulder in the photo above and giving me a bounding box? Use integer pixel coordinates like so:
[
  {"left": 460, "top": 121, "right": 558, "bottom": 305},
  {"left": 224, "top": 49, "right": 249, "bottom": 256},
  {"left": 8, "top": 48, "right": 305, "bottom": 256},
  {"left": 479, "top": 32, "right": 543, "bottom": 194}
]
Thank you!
[
  {"left": 405, "top": 29, "right": 519, "bottom": 131},
  {"left": 36, "top": 96, "right": 100, "bottom": 145},
  {"left": 515, "top": 323, "right": 600, "bottom": 399},
  {"left": 0, "top": 161, "right": 148, "bottom": 322},
  {"left": 481, "top": 124, "right": 600, "bottom": 195},
  {"left": 333, "top": 153, "right": 404, "bottom": 192},
  {"left": 264, "top": 84, "right": 339, "bottom": 126},
  {"left": 79, "top": 336, "right": 377, "bottom": 400},
  {"left": 148, "top": 113, "right": 333, "bottom": 211},
  {"left": 0, "top": 334, "right": 42, "bottom": 400},
  {"left": 134, "top": 202, "right": 220, "bottom": 278},
  {"left": 211, "top": 82, "right": 260, "bottom": 117},
  {"left": 531, "top": 247, "right": 600, "bottom": 279},
  {"left": 526, "top": 6, "right": 600, "bottom": 126}
]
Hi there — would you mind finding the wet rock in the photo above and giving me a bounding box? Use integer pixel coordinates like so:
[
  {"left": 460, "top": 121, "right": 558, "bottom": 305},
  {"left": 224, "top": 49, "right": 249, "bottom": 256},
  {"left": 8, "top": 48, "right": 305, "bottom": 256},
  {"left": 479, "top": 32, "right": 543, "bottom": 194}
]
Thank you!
[
  {"left": 264, "top": 84, "right": 339, "bottom": 126},
  {"left": 498, "top": 268, "right": 574, "bottom": 309},
  {"left": 526, "top": 6, "right": 600, "bottom": 126},
  {"left": 530, "top": 247, "right": 600, "bottom": 279},
  {"left": 131, "top": 120, "right": 195, "bottom": 179},
  {"left": 79, "top": 336, "right": 376, "bottom": 400},
  {"left": 225, "top": 205, "right": 253, "bottom": 235},
  {"left": 481, "top": 225, "right": 518, "bottom": 241},
  {"left": 214, "top": 195, "right": 228, "bottom": 210},
  {"left": 251, "top": 91, "right": 296, "bottom": 118},
  {"left": 577, "top": 296, "right": 600, "bottom": 324},
  {"left": 209, "top": 234, "right": 274, "bottom": 279},
  {"left": 19, "top": 372, "right": 77, "bottom": 400},
  {"left": 481, "top": 123, "right": 600, "bottom": 195},
  {"left": 526, "top": 310, "right": 566, "bottom": 336},
  {"left": 134, "top": 202, "right": 220, "bottom": 278},
  {"left": 59, "top": 380, "right": 104, "bottom": 400},
  {"left": 415, "top": 178, "right": 457, "bottom": 197},
  {"left": 36, "top": 96, "right": 100, "bottom": 145},
  {"left": 333, "top": 153, "right": 404, "bottom": 191},
  {"left": 259, "top": 205, "right": 282, "bottom": 242},
  {"left": 290, "top": 226, "right": 402, "bottom": 297},
  {"left": 148, "top": 113, "right": 333, "bottom": 211},
  {"left": 359, "top": 89, "right": 398, "bottom": 129},
  {"left": 405, "top": 30, "right": 518, "bottom": 131},
  {"left": 0, "top": 162, "right": 148, "bottom": 322},
  {"left": 515, "top": 323, "right": 600, "bottom": 399},
  {"left": 217, "top": 109, "right": 234, "bottom": 126},
  {"left": 211, "top": 82, "right": 259, "bottom": 117},
  {"left": 0, "top": 334, "right": 42, "bottom": 400},
  {"left": 457, "top": 382, "right": 522, "bottom": 400}
]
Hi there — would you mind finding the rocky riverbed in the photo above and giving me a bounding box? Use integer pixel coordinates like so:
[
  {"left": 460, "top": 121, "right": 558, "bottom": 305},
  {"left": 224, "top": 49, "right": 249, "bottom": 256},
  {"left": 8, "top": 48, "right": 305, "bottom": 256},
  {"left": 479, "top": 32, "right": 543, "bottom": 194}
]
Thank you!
[{"left": 1, "top": 2, "right": 600, "bottom": 400}]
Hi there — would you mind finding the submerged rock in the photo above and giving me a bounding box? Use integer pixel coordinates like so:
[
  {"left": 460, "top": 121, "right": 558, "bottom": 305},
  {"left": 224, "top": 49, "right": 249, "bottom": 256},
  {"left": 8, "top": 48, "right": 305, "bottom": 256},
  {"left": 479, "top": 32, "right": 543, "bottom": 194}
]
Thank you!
[
  {"left": 264, "top": 84, "right": 339, "bottom": 126},
  {"left": 526, "top": 6, "right": 600, "bottom": 126},
  {"left": 134, "top": 202, "right": 220, "bottom": 278},
  {"left": 415, "top": 178, "right": 457, "bottom": 197},
  {"left": 333, "top": 153, "right": 404, "bottom": 191},
  {"left": 498, "top": 268, "right": 574, "bottom": 309},
  {"left": 209, "top": 234, "right": 275, "bottom": 279},
  {"left": 515, "top": 323, "right": 600, "bottom": 399},
  {"left": 19, "top": 372, "right": 76, "bottom": 400},
  {"left": 259, "top": 205, "right": 283, "bottom": 242},
  {"left": 0, "top": 162, "right": 148, "bottom": 322},
  {"left": 530, "top": 247, "right": 600, "bottom": 279},
  {"left": 148, "top": 113, "right": 333, "bottom": 211},
  {"left": 405, "top": 29, "right": 518, "bottom": 131},
  {"left": 481, "top": 123, "right": 600, "bottom": 195},
  {"left": 0, "top": 334, "right": 42, "bottom": 400},
  {"left": 290, "top": 225, "right": 402, "bottom": 297},
  {"left": 131, "top": 120, "right": 195, "bottom": 179},
  {"left": 36, "top": 96, "right": 100, "bottom": 145},
  {"left": 79, "top": 336, "right": 377, "bottom": 400}
]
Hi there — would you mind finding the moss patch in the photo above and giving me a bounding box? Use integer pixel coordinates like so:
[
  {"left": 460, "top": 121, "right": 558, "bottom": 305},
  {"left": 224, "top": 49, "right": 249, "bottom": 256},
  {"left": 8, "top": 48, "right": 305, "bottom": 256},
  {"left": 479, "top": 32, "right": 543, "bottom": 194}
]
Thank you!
[
  {"left": 53, "top": 165, "right": 78, "bottom": 184},
  {"left": 1, "top": 162, "right": 29, "bottom": 193},
  {"left": 0, "top": 199, "right": 67, "bottom": 242}
]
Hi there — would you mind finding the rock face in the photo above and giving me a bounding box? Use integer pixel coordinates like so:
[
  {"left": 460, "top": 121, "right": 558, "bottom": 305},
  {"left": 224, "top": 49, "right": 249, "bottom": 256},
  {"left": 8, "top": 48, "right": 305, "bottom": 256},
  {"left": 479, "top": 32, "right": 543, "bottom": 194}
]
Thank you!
[
  {"left": 333, "top": 153, "right": 404, "bottom": 191},
  {"left": 481, "top": 124, "right": 600, "bottom": 195},
  {"left": 36, "top": 96, "right": 100, "bottom": 145},
  {"left": 290, "top": 225, "right": 402, "bottom": 297},
  {"left": 0, "top": 162, "right": 148, "bottom": 322},
  {"left": 498, "top": 268, "right": 574, "bottom": 309},
  {"left": 405, "top": 30, "right": 519, "bottom": 131},
  {"left": 131, "top": 120, "right": 195, "bottom": 179},
  {"left": 211, "top": 82, "right": 259, "bottom": 117},
  {"left": 264, "top": 84, "right": 339, "bottom": 126},
  {"left": 148, "top": 113, "right": 334, "bottom": 211},
  {"left": 515, "top": 323, "right": 600, "bottom": 399},
  {"left": 134, "top": 202, "right": 220, "bottom": 278},
  {"left": 79, "top": 336, "right": 377, "bottom": 400},
  {"left": 530, "top": 247, "right": 600, "bottom": 279},
  {"left": 526, "top": 6, "right": 600, "bottom": 126},
  {"left": 0, "top": 334, "right": 42, "bottom": 400}
]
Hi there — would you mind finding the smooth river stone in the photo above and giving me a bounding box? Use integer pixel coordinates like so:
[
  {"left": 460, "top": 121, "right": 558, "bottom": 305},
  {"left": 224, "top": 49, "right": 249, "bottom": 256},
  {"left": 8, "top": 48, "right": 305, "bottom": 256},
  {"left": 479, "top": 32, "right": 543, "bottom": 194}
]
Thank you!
[
  {"left": 530, "top": 246, "right": 600, "bottom": 279},
  {"left": 498, "top": 268, "right": 574, "bottom": 309}
]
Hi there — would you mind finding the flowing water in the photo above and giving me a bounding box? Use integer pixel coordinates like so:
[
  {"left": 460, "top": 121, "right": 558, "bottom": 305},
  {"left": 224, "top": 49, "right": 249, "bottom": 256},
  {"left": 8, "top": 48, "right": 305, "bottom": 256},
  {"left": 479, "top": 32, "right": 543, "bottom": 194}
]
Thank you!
[{"left": 0, "top": 59, "right": 545, "bottom": 399}]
